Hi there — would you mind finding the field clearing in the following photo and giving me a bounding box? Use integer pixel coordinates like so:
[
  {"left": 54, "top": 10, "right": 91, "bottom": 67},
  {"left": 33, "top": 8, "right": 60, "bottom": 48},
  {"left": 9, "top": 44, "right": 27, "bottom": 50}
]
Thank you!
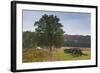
[{"left": 22, "top": 48, "right": 91, "bottom": 63}]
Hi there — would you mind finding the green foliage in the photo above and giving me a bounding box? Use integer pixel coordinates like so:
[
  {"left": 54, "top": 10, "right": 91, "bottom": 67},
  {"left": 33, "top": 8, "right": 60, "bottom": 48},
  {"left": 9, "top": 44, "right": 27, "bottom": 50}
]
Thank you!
[
  {"left": 23, "top": 31, "right": 91, "bottom": 49},
  {"left": 23, "top": 31, "right": 37, "bottom": 49},
  {"left": 34, "top": 14, "right": 64, "bottom": 50},
  {"left": 54, "top": 34, "right": 64, "bottom": 48},
  {"left": 64, "top": 35, "right": 91, "bottom": 48}
]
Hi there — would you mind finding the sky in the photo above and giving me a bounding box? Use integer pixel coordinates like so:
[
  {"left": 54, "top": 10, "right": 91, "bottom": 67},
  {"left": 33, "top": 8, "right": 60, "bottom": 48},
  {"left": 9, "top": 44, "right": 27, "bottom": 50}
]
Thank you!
[{"left": 22, "top": 10, "right": 91, "bottom": 35}]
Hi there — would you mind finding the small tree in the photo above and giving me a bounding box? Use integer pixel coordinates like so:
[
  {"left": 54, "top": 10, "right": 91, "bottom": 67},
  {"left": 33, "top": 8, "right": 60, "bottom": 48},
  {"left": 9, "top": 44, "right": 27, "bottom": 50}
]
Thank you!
[{"left": 34, "top": 14, "right": 64, "bottom": 52}]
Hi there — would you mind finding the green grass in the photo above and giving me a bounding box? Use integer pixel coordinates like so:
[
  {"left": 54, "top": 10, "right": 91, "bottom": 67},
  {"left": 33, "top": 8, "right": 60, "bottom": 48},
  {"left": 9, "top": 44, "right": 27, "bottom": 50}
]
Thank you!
[
  {"left": 55, "top": 50, "right": 90, "bottom": 61},
  {"left": 22, "top": 49, "right": 91, "bottom": 63}
]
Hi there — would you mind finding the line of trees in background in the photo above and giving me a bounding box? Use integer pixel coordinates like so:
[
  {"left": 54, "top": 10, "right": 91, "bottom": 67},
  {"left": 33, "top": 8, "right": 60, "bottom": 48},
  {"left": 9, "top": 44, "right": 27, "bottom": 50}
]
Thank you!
[
  {"left": 64, "top": 34, "right": 91, "bottom": 48},
  {"left": 23, "top": 31, "right": 91, "bottom": 49},
  {"left": 23, "top": 31, "right": 37, "bottom": 49}
]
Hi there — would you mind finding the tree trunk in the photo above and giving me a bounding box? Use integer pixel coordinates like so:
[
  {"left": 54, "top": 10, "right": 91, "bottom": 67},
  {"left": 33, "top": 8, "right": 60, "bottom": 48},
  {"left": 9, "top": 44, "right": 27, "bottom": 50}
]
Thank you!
[{"left": 49, "top": 47, "right": 53, "bottom": 61}]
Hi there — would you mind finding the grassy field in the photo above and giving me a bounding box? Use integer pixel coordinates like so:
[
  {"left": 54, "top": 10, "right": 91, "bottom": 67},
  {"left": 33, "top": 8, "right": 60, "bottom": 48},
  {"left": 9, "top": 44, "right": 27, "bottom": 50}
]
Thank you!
[
  {"left": 22, "top": 48, "right": 91, "bottom": 63},
  {"left": 55, "top": 50, "right": 90, "bottom": 61}
]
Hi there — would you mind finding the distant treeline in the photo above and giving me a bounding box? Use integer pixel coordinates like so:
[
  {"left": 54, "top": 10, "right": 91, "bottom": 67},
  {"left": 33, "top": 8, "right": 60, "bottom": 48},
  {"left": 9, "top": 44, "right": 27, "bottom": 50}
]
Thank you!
[
  {"left": 23, "top": 31, "right": 37, "bottom": 49},
  {"left": 64, "top": 34, "right": 91, "bottom": 48},
  {"left": 23, "top": 31, "right": 91, "bottom": 49}
]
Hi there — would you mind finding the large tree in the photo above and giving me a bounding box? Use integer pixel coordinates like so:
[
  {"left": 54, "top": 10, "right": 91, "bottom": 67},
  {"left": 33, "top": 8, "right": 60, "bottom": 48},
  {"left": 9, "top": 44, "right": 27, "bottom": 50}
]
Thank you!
[{"left": 34, "top": 14, "right": 64, "bottom": 51}]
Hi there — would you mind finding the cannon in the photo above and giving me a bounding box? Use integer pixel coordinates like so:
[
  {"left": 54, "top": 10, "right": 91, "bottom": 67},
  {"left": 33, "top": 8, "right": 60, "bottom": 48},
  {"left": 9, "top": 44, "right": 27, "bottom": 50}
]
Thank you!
[{"left": 64, "top": 48, "right": 83, "bottom": 56}]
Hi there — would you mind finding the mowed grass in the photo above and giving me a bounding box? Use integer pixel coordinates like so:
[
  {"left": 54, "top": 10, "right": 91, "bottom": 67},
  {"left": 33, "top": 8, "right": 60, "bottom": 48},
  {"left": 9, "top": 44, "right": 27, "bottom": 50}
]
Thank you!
[
  {"left": 55, "top": 50, "right": 90, "bottom": 61},
  {"left": 22, "top": 48, "right": 91, "bottom": 63}
]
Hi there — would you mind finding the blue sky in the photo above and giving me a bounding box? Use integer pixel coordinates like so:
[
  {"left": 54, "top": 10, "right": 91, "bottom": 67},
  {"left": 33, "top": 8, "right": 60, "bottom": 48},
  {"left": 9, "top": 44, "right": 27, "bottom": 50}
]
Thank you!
[{"left": 22, "top": 10, "right": 91, "bottom": 35}]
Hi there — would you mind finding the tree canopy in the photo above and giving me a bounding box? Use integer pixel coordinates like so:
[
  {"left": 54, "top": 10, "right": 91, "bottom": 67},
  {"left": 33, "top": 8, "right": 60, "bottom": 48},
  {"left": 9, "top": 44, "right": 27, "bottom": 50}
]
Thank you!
[{"left": 34, "top": 14, "right": 64, "bottom": 51}]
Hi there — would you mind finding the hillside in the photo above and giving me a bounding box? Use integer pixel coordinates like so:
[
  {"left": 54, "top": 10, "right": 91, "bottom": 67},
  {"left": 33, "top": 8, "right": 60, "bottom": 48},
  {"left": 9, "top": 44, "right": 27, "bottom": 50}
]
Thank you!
[{"left": 64, "top": 34, "right": 91, "bottom": 48}]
